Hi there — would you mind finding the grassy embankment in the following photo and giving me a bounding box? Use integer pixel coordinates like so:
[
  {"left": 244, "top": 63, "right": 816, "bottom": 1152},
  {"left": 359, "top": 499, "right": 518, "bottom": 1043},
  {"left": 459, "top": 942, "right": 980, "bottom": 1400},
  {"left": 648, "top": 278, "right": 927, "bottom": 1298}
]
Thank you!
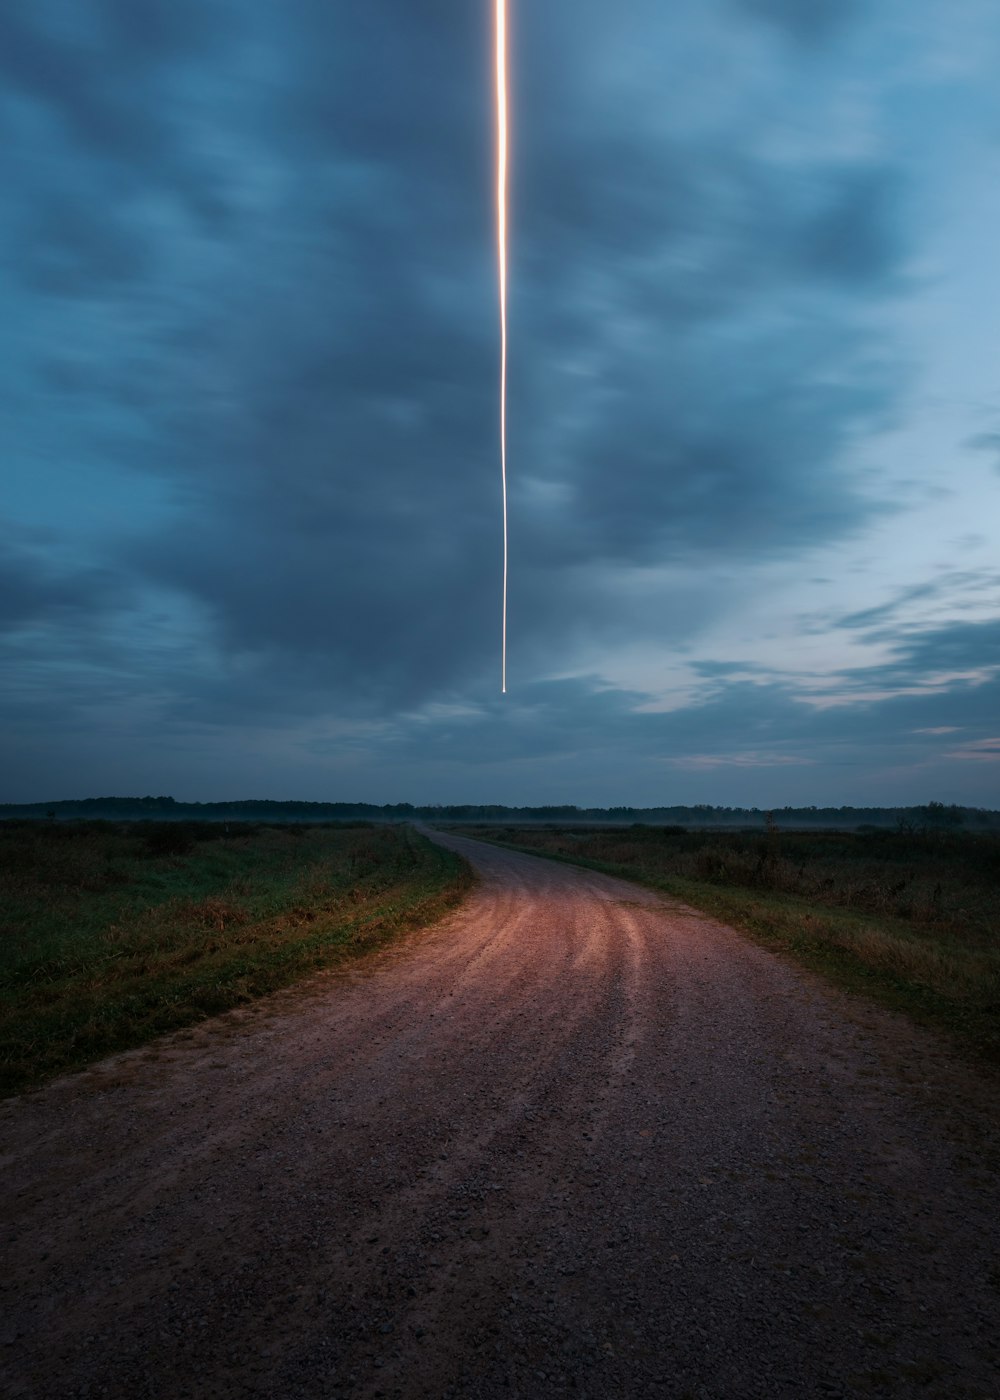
[
  {"left": 0, "top": 820, "right": 471, "bottom": 1097},
  {"left": 463, "top": 824, "right": 1000, "bottom": 1063}
]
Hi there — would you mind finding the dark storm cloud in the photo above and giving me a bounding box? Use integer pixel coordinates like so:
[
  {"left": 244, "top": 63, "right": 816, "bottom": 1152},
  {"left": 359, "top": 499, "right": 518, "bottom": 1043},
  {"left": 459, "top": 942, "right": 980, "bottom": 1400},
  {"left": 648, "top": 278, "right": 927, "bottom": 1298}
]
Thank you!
[
  {"left": 0, "top": 1, "right": 222, "bottom": 138},
  {"left": 796, "top": 167, "right": 902, "bottom": 285},
  {"left": 21, "top": 194, "right": 149, "bottom": 295},
  {"left": 507, "top": 96, "right": 907, "bottom": 573},
  {"left": 0, "top": 3, "right": 225, "bottom": 225},
  {"left": 519, "top": 115, "right": 903, "bottom": 294},
  {"left": 545, "top": 320, "right": 895, "bottom": 568},
  {"left": 0, "top": 540, "right": 123, "bottom": 634},
  {"left": 1, "top": 0, "right": 915, "bottom": 741},
  {"left": 135, "top": 49, "right": 899, "bottom": 687}
]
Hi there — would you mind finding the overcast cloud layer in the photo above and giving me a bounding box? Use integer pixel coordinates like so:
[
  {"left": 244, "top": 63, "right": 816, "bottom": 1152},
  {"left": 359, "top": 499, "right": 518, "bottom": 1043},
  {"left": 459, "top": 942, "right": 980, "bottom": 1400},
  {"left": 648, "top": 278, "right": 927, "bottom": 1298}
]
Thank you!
[{"left": 2, "top": 0, "right": 999, "bottom": 806}]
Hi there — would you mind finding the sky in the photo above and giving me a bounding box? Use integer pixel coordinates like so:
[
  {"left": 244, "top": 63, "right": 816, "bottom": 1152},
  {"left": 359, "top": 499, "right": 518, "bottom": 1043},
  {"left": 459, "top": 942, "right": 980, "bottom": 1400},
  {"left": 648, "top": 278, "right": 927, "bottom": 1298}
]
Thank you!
[{"left": 2, "top": 0, "right": 1000, "bottom": 809}]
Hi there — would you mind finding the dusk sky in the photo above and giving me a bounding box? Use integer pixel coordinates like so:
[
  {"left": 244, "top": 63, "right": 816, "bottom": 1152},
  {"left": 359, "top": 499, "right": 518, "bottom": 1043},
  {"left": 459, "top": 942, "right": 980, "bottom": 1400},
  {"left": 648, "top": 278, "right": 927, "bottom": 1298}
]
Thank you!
[{"left": 2, "top": 0, "right": 999, "bottom": 808}]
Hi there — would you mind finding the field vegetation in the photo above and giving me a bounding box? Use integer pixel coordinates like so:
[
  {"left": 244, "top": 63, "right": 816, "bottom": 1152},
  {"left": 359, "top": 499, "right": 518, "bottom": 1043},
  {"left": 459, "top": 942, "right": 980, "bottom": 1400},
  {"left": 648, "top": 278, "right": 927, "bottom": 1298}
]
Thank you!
[
  {"left": 466, "top": 822, "right": 1000, "bottom": 1063},
  {"left": 0, "top": 820, "right": 471, "bottom": 1097}
]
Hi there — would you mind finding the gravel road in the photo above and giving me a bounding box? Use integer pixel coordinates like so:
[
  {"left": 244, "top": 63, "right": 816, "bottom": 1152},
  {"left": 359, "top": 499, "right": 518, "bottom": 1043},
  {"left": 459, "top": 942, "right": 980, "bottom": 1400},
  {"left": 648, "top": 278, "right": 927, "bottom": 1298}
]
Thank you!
[{"left": 3, "top": 830, "right": 999, "bottom": 1400}]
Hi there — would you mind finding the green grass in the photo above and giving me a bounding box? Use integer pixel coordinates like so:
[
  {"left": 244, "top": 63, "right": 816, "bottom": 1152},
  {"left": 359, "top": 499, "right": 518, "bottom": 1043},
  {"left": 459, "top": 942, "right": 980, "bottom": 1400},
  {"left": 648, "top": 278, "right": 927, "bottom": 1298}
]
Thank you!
[
  {"left": 455, "top": 824, "right": 1000, "bottom": 1064},
  {"left": 0, "top": 820, "right": 472, "bottom": 1097}
]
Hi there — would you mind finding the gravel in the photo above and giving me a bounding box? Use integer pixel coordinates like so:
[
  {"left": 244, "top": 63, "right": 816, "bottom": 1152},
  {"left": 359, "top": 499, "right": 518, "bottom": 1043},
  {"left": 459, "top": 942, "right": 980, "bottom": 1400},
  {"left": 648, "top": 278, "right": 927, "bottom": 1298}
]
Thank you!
[{"left": 2, "top": 828, "right": 999, "bottom": 1399}]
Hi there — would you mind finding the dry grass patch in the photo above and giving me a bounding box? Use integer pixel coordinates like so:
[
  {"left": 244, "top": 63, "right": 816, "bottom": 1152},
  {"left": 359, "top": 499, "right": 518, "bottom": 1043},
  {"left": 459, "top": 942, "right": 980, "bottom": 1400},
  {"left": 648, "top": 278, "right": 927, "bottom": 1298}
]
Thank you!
[{"left": 0, "top": 820, "right": 472, "bottom": 1096}]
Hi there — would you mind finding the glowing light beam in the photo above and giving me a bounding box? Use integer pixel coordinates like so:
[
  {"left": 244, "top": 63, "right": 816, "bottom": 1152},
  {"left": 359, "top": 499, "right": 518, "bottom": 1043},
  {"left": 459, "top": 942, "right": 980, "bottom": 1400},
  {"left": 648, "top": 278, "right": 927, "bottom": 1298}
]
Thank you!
[{"left": 496, "top": 0, "right": 509, "bottom": 693}]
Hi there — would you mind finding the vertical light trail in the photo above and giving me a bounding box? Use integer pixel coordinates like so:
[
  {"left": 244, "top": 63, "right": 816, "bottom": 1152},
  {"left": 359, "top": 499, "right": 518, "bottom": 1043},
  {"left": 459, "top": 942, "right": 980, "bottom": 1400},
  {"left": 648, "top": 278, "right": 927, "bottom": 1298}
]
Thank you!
[{"left": 496, "top": 0, "right": 509, "bottom": 693}]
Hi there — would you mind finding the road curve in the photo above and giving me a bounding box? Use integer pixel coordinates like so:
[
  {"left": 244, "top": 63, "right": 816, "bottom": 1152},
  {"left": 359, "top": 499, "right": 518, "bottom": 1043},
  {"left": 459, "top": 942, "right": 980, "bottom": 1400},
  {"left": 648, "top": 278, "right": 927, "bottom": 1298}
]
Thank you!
[{"left": 3, "top": 831, "right": 999, "bottom": 1399}]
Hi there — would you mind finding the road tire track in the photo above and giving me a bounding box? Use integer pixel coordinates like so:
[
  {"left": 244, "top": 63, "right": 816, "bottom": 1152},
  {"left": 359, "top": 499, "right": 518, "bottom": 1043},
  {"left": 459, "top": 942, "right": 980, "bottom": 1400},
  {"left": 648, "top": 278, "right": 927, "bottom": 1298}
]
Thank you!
[{"left": 3, "top": 830, "right": 999, "bottom": 1398}]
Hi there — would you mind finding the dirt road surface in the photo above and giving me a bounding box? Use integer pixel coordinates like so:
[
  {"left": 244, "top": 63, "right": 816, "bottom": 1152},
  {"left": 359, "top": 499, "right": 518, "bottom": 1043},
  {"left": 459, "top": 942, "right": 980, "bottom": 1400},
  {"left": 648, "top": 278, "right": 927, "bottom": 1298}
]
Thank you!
[{"left": 3, "top": 831, "right": 1000, "bottom": 1399}]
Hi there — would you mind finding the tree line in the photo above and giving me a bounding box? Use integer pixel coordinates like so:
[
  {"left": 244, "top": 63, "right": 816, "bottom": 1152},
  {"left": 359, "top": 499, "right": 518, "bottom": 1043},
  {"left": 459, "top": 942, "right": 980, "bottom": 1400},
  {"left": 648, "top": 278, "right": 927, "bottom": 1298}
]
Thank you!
[{"left": 1, "top": 796, "right": 996, "bottom": 830}]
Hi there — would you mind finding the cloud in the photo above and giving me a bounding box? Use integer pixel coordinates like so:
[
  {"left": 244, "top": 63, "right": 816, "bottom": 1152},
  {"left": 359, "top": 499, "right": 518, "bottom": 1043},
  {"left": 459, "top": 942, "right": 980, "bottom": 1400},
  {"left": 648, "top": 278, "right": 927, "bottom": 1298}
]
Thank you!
[
  {"left": 945, "top": 737, "right": 1000, "bottom": 762},
  {"left": 967, "top": 432, "right": 1000, "bottom": 472},
  {"left": 852, "top": 617, "right": 1000, "bottom": 685},
  {"left": 833, "top": 571, "right": 1000, "bottom": 638},
  {"left": 0, "top": 538, "right": 125, "bottom": 635},
  {"left": 5, "top": 0, "right": 989, "bottom": 809},
  {"left": 0, "top": 2, "right": 226, "bottom": 220},
  {"left": 734, "top": 0, "right": 860, "bottom": 45},
  {"left": 795, "top": 166, "right": 902, "bottom": 284},
  {"left": 356, "top": 642, "right": 1000, "bottom": 805},
  {"left": 3, "top": 600, "right": 999, "bottom": 806},
  {"left": 21, "top": 194, "right": 149, "bottom": 296},
  {"left": 838, "top": 581, "right": 944, "bottom": 630},
  {"left": 0, "top": 0, "right": 913, "bottom": 718}
]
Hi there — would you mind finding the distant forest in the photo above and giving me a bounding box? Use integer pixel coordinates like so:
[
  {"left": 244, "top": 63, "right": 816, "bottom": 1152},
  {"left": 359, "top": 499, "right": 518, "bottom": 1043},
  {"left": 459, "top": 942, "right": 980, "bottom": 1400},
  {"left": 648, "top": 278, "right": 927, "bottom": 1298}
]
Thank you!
[{"left": 1, "top": 796, "right": 998, "bottom": 831}]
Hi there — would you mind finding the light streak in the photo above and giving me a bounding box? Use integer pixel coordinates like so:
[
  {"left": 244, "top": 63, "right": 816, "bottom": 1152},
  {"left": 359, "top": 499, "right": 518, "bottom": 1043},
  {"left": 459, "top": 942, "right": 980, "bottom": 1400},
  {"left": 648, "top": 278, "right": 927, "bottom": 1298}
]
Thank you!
[{"left": 496, "top": 0, "right": 508, "bottom": 693}]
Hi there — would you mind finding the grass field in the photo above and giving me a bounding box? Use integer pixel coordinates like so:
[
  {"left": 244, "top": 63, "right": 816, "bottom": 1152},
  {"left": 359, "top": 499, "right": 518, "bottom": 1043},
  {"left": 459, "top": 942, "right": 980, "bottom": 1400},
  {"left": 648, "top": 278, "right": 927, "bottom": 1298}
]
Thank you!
[
  {"left": 0, "top": 820, "right": 472, "bottom": 1097},
  {"left": 461, "top": 823, "right": 1000, "bottom": 1064}
]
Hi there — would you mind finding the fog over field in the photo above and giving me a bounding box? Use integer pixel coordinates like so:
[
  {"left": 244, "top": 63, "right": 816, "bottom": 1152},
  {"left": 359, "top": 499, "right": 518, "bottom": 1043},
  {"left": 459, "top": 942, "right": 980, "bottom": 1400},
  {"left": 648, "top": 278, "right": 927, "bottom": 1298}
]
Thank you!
[{"left": 1, "top": 1, "right": 999, "bottom": 806}]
